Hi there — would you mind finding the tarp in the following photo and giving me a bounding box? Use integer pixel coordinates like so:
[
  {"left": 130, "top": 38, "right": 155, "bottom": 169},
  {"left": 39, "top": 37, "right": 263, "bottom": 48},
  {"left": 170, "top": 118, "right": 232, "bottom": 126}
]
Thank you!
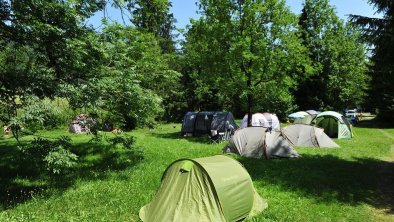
[
  {"left": 139, "top": 155, "right": 267, "bottom": 222},
  {"left": 282, "top": 124, "right": 339, "bottom": 148},
  {"left": 315, "top": 111, "right": 352, "bottom": 139},
  {"left": 224, "top": 127, "right": 300, "bottom": 159},
  {"left": 240, "top": 113, "right": 280, "bottom": 130}
]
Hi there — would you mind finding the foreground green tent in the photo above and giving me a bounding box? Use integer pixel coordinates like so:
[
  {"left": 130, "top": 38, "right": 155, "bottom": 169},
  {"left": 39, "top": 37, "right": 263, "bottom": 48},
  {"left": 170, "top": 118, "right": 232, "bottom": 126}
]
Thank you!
[
  {"left": 315, "top": 111, "right": 352, "bottom": 139},
  {"left": 139, "top": 155, "right": 267, "bottom": 222}
]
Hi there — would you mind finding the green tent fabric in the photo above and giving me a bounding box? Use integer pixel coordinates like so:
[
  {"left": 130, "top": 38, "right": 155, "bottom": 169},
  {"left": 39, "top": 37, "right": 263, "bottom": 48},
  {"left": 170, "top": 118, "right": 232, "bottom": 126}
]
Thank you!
[
  {"left": 315, "top": 111, "right": 352, "bottom": 139},
  {"left": 139, "top": 155, "right": 267, "bottom": 222}
]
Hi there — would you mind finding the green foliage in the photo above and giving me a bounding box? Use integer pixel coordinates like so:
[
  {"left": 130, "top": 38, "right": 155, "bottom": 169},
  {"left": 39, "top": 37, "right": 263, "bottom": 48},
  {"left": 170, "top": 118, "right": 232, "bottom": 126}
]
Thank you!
[
  {"left": 295, "top": 0, "right": 369, "bottom": 110},
  {"left": 92, "top": 75, "right": 163, "bottom": 130},
  {"left": 59, "top": 24, "right": 179, "bottom": 129},
  {"left": 128, "top": 0, "right": 177, "bottom": 53},
  {"left": 43, "top": 146, "right": 78, "bottom": 175},
  {"left": 253, "top": 83, "right": 298, "bottom": 120},
  {"left": 351, "top": 0, "right": 394, "bottom": 124},
  {"left": 106, "top": 134, "right": 136, "bottom": 150},
  {"left": 0, "top": 43, "right": 55, "bottom": 102},
  {"left": 183, "top": 0, "right": 309, "bottom": 119},
  {"left": 23, "top": 136, "right": 77, "bottom": 174}
]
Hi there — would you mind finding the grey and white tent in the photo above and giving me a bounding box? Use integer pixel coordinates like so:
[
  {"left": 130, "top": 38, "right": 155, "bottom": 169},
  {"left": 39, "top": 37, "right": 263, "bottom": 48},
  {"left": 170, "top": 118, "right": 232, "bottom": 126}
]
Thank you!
[
  {"left": 223, "top": 127, "right": 300, "bottom": 159},
  {"left": 282, "top": 124, "right": 339, "bottom": 148},
  {"left": 240, "top": 113, "right": 280, "bottom": 130},
  {"left": 181, "top": 111, "right": 238, "bottom": 136}
]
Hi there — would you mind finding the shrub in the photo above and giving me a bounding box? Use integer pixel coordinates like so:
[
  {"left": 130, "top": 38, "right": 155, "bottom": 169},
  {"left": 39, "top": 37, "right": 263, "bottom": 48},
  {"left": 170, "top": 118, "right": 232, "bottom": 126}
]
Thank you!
[{"left": 22, "top": 136, "right": 78, "bottom": 174}]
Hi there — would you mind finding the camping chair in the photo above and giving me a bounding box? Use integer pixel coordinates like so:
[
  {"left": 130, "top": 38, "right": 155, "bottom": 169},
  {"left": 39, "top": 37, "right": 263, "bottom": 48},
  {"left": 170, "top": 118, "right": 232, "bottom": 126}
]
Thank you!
[
  {"left": 210, "top": 130, "right": 222, "bottom": 144},
  {"left": 210, "top": 122, "right": 234, "bottom": 144}
]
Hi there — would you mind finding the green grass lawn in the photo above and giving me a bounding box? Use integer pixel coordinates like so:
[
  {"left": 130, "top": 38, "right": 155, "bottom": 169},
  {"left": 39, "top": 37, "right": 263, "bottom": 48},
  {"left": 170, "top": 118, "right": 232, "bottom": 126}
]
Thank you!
[{"left": 0, "top": 122, "right": 393, "bottom": 221}]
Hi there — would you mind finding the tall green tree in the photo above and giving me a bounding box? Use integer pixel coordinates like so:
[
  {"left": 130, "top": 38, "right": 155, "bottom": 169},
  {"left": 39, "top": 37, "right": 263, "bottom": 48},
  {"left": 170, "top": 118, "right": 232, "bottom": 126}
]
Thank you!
[
  {"left": 2, "top": 0, "right": 104, "bottom": 81},
  {"left": 351, "top": 0, "right": 394, "bottom": 123},
  {"left": 183, "top": 0, "right": 310, "bottom": 122},
  {"left": 60, "top": 24, "right": 179, "bottom": 129},
  {"left": 0, "top": 0, "right": 106, "bottom": 127},
  {"left": 295, "top": 0, "right": 369, "bottom": 110},
  {"left": 128, "top": 0, "right": 176, "bottom": 53}
]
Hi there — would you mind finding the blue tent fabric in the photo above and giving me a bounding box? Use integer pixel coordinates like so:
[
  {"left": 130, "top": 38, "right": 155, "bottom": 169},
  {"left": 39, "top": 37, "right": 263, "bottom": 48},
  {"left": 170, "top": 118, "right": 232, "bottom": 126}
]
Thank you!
[{"left": 288, "top": 113, "right": 305, "bottom": 119}]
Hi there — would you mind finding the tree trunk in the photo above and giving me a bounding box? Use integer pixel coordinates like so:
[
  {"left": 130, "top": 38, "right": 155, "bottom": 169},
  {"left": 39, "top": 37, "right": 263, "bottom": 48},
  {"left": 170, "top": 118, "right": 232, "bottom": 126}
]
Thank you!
[
  {"left": 247, "top": 93, "right": 253, "bottom": 127},
  {"left": 247, "top": 72, "right": 253, "bottom": 127},
  {"left": 123, "top": 115, "right": 136, "bottom": 131}
]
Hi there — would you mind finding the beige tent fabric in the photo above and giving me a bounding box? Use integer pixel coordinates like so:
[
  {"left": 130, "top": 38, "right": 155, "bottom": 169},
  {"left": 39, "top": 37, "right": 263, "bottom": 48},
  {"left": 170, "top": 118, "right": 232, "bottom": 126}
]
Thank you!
[
  {"left": 225, "top": 127, "right": 267, "bottom": 158},
  {"left": 282, "top": 124, "right": 339, "bottom": 148},
  {"left": 265, "top": 130, "right": 300, "bottom": 158},
  {"left": 224, "top": 127, "right": 300, "bottom": 159}
]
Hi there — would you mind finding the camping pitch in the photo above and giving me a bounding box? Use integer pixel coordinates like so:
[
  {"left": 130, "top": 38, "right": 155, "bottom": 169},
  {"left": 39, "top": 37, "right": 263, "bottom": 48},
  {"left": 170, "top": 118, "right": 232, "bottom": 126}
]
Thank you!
[
  {"left": 224, "top": 127, "right": 300, "bottom": 159},
  {"left": 282, "top": 124, "right": 339, "bottom": 148},
  {"left": 181, "top": 111, "right": 238, "bottom": 136},
  {"left": 315, "top": 111, "right": 352, "bottom": 139},
  {"left": 239, "top": 113, "right": 280, "bottom": 130},
  {"left": 139, "top": 155, "right": 267, "bottom": 222}
]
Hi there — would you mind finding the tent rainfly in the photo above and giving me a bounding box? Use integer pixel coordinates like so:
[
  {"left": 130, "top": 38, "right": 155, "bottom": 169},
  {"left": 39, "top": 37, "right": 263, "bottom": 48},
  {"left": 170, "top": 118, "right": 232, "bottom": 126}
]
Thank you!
[
  {"left": 181, "top": 111, "right": 238, "bottom": 136},
  {"left": 315, "top": 111, "right": 352, "bottom": 139},
  {"left": 139, "top": 155, "right": 267, "bottom": 222},
  {"left": 282, "top": 124, "right": 339, "bottom": 148},
  {"left": 224, "top": 127, "right": 300, "bottom": 159},
  {"left": 239, "top": 113, "right": 280, "bottom": 130},
  {"left": 306, "top": 110, "right": 319, "bottom": 115},
  {"left": 289, "top": 111, "right": 315, "bottom": 125}
]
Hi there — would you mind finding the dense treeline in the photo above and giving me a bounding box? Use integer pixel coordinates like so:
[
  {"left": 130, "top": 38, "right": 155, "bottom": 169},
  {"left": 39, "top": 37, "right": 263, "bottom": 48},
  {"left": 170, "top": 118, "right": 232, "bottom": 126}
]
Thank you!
[{"left": 0, "top": 0, "right": 392, "bottom": 130}]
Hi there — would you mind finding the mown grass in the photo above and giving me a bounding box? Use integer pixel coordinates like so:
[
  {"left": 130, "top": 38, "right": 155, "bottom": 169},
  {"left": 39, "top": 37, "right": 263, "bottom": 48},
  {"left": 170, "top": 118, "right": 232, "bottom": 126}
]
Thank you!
[{"left": 0, "top": 121, "right": 393, "bottom": 221}]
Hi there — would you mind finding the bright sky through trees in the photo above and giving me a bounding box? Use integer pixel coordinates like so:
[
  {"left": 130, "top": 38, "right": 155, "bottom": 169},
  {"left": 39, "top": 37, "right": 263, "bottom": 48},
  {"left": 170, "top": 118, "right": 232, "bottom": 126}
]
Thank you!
[{"left": 88, "top": 0, "right": 381, "bottom": 31}]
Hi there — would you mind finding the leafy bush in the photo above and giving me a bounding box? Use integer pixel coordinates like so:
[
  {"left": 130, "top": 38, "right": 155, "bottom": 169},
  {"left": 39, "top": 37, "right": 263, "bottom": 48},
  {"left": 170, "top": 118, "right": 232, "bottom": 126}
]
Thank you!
[
  {"left": 22, "top": 136, "right": 78, "bottom": 174},
  {"left": 106, "top": 135, "right": 136, "bottom": 150}
]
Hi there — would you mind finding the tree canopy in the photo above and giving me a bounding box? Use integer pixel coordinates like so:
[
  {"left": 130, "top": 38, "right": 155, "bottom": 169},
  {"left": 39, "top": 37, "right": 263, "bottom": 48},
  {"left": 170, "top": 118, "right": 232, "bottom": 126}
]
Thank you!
[
  {"left": 183, "top": 0, "right": 311, "bottom": 122},
  {"left": 295, "top": 0, "right": 369, "bottom": 111},
  {"left": 351, "top": 0, "right": 394, "bottom": 123},
  {"left": 0, "top": 0, "right": 383, "bottom": 130}
]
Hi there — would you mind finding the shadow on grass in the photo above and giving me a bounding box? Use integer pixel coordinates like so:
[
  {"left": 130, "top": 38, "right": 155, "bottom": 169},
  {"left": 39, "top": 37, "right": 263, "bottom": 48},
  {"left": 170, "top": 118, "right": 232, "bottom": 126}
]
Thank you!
[
  {"left": 149, "top": 131, "right": 214, "bottom": 144},
  {"left": 356, "top": 119, "right": 394, "bottom": 129},
  {"left": 0, "top": 139, "right": 143, "bottom": 211},
  {"left": 238, "top": 154, "right": 394, "bottom": 214}
]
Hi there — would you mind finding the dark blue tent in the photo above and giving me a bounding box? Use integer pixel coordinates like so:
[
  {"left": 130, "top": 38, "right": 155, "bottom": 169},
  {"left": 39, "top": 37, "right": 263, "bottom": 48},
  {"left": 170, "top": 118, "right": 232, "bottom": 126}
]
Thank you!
[{"left": 181, "top": 111, "right": 238, "bottom": 136}]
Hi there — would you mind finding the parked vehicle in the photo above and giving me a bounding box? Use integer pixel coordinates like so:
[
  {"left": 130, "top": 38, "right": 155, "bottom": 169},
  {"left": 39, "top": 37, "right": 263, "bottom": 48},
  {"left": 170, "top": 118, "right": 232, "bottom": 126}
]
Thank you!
[{"left": 345, "top": 109, "right": 358, "bottom": 118}]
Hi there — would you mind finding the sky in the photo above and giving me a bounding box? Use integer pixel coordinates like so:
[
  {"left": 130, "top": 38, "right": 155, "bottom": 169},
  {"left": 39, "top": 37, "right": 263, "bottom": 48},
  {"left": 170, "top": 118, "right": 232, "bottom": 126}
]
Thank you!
[
  {"left": 88, "top": 0, "right": 381, "bottom": 32},
  {"left": 169, "top": 0, "right": 381, "bottom": 30}
]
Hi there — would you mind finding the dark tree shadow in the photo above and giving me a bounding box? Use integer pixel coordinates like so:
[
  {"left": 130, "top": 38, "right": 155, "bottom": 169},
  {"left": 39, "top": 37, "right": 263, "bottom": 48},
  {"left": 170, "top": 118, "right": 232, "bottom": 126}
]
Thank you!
[
  {"left": 238, "top": 154, "right": 394, "bottom": 214},
  {"left": 356, "top": 119, "right": 393, "bottom": 129},
  {"left": 0, "top": 139, "right": 143, "bottom": 210},
  {"left": 150, "top": 131, "right": 214, "bottom": 144}
]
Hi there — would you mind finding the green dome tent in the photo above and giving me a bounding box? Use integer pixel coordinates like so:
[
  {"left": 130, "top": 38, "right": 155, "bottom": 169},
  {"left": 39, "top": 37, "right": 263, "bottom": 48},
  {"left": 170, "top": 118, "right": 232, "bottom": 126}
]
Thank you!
[
  {"left": 139, "top": 155, "right": 267, "bottom": 222},
  {"left": 315, "top": 111, "right": 352, "bottom": 140}
]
